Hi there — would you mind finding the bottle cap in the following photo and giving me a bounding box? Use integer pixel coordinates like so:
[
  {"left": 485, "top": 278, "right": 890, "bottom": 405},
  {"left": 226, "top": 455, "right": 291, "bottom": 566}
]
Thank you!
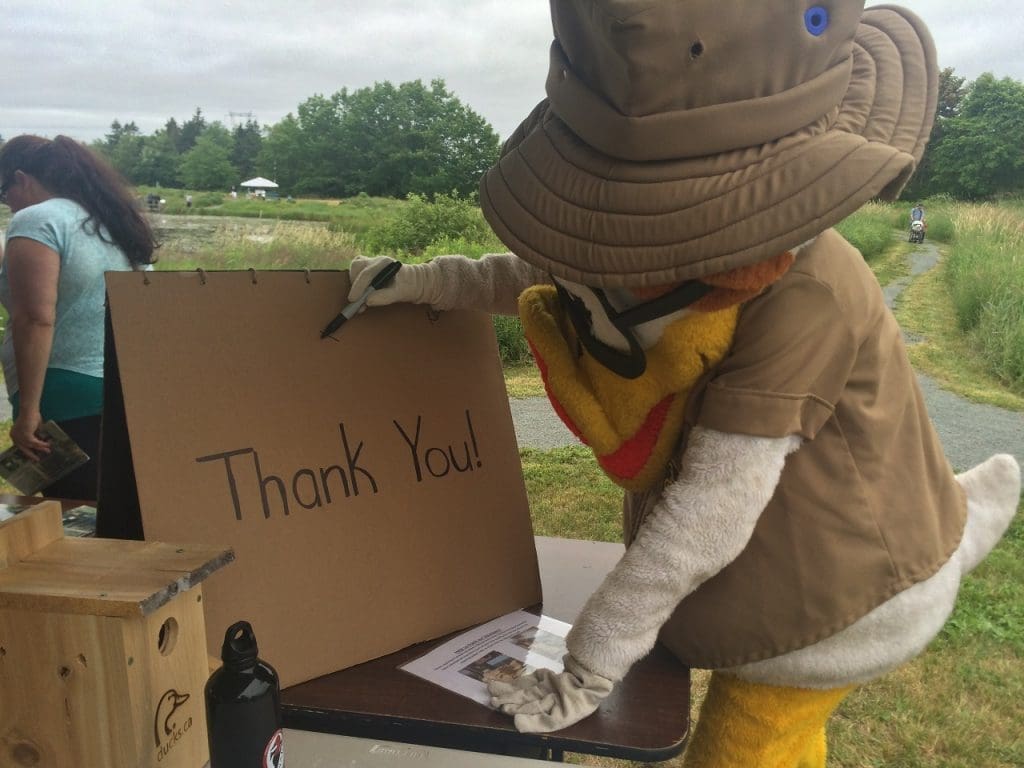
[{"left": 221, "top": 620, "right": 259, "bottom": 667}]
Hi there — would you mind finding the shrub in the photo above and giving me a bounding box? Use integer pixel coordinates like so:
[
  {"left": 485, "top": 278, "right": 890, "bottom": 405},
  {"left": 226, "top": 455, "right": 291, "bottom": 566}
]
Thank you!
[
  {"left": 360, "top": 193, "right": 496, "bottom": 256},
  {"left": 492, "top": 315, "right": 532, "bottom": 365},
  {"left": 423, "top": 235, "right": 505, "bottom": 261}
]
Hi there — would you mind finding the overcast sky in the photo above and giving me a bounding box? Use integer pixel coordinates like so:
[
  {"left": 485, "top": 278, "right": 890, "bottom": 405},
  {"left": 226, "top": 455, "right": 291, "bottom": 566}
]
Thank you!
[{"left": 3, "top": 1, "right": 1023, "bottom": 144}]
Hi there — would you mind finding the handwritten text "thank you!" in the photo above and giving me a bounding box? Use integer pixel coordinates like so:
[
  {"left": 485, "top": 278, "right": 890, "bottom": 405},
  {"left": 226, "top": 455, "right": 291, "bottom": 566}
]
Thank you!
[{"left": 195, "top": 410, "right": 484, "bottom": 521}]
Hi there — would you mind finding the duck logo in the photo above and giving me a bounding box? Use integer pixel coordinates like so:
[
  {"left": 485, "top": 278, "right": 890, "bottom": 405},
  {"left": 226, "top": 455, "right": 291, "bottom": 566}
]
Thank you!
[{"left": 154, "top": 688, "right": 194, "bottom": 761}]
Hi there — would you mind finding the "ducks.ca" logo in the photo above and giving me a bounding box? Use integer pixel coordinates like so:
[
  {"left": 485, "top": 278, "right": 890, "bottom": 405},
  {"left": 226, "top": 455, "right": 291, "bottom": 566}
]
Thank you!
[{"left": 154, "top": 688, "right": 193, "bottom": 762}]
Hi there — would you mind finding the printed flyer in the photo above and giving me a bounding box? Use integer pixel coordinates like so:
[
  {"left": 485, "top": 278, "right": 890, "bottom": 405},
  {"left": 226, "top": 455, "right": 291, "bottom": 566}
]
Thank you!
[{"left": 401, "top": 610, "right": 571, "bottom": 706}]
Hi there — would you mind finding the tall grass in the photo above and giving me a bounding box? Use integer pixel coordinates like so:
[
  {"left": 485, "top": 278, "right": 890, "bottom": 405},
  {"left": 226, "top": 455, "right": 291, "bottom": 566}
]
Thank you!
[
  {"left": 154, "top": 219, "right": 360, "bottom": 270},
  {"left": 835, "top": 202, "right": 897, "bottom": 261},
  {"left": 944, "top": 204, "right": 1024, "bottom": 390},
  {"left": 922, "top": 207, "right": 956, "bottom": 243}
]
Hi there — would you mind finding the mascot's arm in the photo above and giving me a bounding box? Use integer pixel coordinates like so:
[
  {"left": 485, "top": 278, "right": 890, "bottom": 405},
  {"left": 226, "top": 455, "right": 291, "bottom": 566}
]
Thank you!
[
  {"left": 489, "top": 427, "right": 802, "bottom": 733},
  {"left": 347, "top": 253, "right": 546, "bottom": 315}
]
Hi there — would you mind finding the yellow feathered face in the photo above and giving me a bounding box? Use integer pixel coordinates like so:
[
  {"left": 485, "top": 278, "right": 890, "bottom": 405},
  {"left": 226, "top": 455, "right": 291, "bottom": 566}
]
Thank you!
[
  {"left": 517, "top": 253, "right": 795, "bottom": 492},
  {"left": 519, "top": 284, "right": 738, "bottom": 491}
]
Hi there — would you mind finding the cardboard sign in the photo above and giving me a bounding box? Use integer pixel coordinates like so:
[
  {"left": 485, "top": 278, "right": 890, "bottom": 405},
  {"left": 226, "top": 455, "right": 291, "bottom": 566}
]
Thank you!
[{"left": 97, "top": 270, "right": 541, "bottom": 688}]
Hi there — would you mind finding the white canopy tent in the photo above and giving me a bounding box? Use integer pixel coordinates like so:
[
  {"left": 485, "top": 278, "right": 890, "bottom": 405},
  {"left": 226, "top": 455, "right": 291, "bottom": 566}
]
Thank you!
[{"left": 239, "top": 177, "right": 279, "bottom": 190}]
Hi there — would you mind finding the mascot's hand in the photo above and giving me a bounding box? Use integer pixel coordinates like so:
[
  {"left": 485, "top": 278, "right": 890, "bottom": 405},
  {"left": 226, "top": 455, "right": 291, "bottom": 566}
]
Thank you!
[
  {"left": 487, "top": 654, "right": 614, "bottom": 733},
  {"left": 347, "top": 256, "right": 442, "bottom": 308}
]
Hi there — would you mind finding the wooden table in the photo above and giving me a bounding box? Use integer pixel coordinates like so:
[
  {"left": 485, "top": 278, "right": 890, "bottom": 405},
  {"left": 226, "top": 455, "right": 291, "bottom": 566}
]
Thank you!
[{"left": 281, "top": 536, "right": 691, "bottom": 762}]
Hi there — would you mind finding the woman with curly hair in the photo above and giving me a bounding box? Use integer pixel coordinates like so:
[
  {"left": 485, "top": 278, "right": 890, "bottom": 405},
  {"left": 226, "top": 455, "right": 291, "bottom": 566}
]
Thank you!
[{"left": 0, "top": 134, "right": 156, "bottom": 500}]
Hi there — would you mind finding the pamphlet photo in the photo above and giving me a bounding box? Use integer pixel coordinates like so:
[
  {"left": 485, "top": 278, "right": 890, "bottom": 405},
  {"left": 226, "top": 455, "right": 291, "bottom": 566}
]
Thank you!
[
  {"left": 401, "top": 610, "right": 571, "bottom": 706},
  {"left": 458, "top": 651, "right": 527, "bottom": 684}
]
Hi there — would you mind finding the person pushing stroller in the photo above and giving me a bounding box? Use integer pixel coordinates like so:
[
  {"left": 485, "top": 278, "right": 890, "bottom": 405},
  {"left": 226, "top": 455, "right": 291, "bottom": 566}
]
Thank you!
[{"left": 910, "top": 202, "right": 927, "bottom": 242}]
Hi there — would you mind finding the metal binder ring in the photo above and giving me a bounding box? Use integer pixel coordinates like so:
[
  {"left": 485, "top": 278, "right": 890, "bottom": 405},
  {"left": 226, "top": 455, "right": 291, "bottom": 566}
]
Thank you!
[
  {"left": 248, "top": 268, "right": 258, "bottom": 285},
  {"left": 142, "top": 272, "right": 151, "bottom": 285},
  {"left": 426, "top": 308, "right": 441, "bottom": 323},
  {"left": 196, "top": 268, "right": 207, "bottom": 285},
  {"left": 303, "top": 269, "right": 312, "bottom": 284}
]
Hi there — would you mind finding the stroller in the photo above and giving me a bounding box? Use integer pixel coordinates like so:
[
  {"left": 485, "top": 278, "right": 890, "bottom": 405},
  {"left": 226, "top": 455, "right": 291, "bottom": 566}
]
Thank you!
[{"left": 909, "top": 219, "right": 925, "bottom": 244}]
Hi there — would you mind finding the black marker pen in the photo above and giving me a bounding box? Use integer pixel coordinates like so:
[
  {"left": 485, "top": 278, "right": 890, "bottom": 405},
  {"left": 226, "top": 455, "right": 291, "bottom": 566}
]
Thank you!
[{"left": 320, "top": 260, "right": 403, "bottom": 338}]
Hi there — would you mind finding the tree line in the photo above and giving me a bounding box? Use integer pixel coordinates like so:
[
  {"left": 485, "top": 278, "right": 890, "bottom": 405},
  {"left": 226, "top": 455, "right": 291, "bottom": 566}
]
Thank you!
[
  {"left": 89, "top": 78, "right": 501, "bottom": 200},
  {"left": 4, "top": 69, "right": 1020, "bottom": 202},
  {"left": 903, "top": 69, "right": 1024, "bottom": 200}
]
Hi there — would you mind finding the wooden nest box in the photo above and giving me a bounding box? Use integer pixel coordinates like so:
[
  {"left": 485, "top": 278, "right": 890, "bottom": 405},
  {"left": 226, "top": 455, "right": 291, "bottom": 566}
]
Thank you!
[{"left": 0, "top": 502, "right": 233, "bottom": 768}]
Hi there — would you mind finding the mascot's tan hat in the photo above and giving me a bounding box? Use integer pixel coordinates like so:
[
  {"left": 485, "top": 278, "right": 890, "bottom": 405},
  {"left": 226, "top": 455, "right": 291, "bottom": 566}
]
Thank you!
[{"left": 480, "top": 1, "right": 938, "bottom": 288}]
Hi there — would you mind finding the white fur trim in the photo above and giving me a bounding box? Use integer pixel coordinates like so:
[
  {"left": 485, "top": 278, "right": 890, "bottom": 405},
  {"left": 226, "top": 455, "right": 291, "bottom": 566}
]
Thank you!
[
  {"left": 952, "top": 454, "right": 1020, "bottom": 573},
  {"left": 566, "top": 428, "right": 801, "bottom": 681},
  {"left": 728, "top": 453, "right": 1020, "bottom": 688}
]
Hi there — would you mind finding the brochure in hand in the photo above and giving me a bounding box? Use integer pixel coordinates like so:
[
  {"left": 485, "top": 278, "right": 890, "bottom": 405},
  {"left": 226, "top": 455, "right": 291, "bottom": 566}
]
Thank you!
[{"left": 0, "top": 421, "right": 89, "bottom": 496}]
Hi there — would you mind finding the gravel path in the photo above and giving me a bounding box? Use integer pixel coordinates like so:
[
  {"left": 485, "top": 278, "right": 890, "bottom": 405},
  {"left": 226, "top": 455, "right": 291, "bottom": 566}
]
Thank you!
[{"left": 512, "top": 239, "right": 1024, "bottom": 472}]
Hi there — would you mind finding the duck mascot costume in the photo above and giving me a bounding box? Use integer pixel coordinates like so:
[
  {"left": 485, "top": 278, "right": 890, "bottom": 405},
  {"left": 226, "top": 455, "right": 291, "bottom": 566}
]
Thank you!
[{"left": 348, "top": 2, "right": 1022, "bottom": 765}]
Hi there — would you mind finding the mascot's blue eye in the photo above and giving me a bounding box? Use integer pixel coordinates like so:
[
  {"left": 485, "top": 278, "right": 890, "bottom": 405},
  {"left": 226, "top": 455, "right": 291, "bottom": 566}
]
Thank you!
[{"left": 804, "top": 6, "right": 829, "bottom": 36}]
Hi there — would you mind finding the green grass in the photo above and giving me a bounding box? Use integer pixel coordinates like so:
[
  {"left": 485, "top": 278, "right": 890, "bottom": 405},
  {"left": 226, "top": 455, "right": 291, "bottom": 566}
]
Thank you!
[
  {"left": 943, "top": 205, "right": 1024, "bottom": 390},
  {"left": 153, "top": 218, "right": 362, "bottom": 271},
  {"left": 835, "top": 202, "right": 900, "bottom": 262},
  {"left": 520, "top": 446, "right": 622, "bottom": 542},
  {"left": 503, "top": 363, "right": 546, "bottom": 398},
  {"left": 937, "top": 512, "right": 1024, "bottom": 653},
  {"left": 139, "top": 186, "right": 405, "bottom": 235},
  {"left": 865, "top": 234, "right": 914, "bottom": 288},
  {"left": 897, "top": 265, "right": 1024, "bottom": 410}
]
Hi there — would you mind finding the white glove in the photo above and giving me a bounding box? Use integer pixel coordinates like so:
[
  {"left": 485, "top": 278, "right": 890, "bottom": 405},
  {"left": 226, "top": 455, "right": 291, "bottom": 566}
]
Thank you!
[
  {"left": 347, "top": 255, "right": 443, "bottom": 308},
  {"left": 487, "top": 654, "right": 614, "bottom": 733},
  {"left": 348, "top": 253, "right": 547, "bottom": 315}
]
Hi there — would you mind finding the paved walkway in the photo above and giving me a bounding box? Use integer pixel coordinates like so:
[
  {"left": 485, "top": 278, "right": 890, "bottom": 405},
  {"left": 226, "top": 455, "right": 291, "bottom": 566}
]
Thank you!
[{"left": 512, "top": 239, "right": 1024, "bottom": 473}]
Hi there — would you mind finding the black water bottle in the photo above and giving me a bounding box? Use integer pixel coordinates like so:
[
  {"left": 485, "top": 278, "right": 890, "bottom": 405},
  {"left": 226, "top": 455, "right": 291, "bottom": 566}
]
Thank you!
[{"left": 205, "top": 621, "right": 285, "bottom": 768}]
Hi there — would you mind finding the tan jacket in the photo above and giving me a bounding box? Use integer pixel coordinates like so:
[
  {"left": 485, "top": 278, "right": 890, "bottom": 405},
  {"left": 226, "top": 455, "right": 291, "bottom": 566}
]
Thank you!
[{"left": 624, "top": 229, "right": 966, "bottom": 669}]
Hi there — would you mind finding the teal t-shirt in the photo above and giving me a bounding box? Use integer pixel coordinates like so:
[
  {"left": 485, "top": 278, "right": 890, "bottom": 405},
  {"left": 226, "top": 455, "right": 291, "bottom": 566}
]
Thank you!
[{"left": 1, "top": 198, "right": 133, "bottom": 420}]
